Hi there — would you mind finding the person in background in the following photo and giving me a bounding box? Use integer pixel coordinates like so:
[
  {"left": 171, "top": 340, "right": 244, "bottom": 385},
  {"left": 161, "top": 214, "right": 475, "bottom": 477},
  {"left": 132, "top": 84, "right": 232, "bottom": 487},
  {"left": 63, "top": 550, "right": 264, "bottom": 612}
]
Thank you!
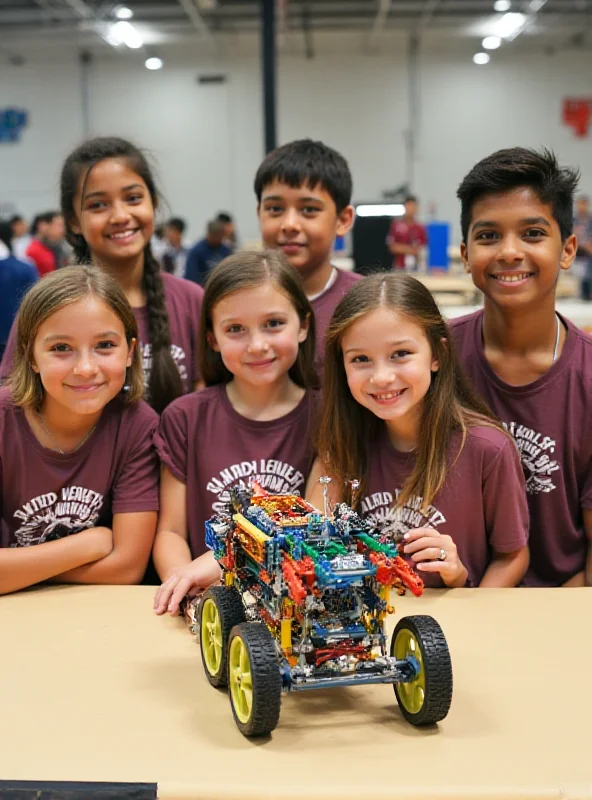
[
  {"left": 574, "top": 195, "right": 592, "bottom": 301},
  {"left": 185, "top": 220, "right": 231, "bottom": 287},
  {"left": 9, "top": 215, "right": 33, "bottom": 264},
  {"left": 151, "top": 223, "right": 168, "bottom": 266},
  {"left": 255, "top": 138, "right": 358, "bottom": 374},
  {"left": 0, "top": 220, "right": 38, "bottom": 361},
  {"left": 26, "top": 211, "right": 66, "bottom": 276},
  {"left": 2, "top": 137, "right": 204, "bottom": 413},
  {"left": 216, "top": 211, "right": 237, "bottom": 252},
  {"left": 162, "top": 217, "right": 189, "bottom": 278},
  {"left": 386, "top": 195, "right": 428, "bottom": 272}
]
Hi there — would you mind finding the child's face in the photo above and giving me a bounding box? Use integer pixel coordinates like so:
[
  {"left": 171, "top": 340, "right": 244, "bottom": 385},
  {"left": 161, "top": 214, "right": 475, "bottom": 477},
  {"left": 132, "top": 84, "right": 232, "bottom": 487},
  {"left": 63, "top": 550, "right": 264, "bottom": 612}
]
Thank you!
[
  {"left": 209, "top": 280, "right": 308, "bottom": 388},
  {"left": 46, "top": 215, "right": 65, "bottom": 243},
  {"left": 72, "top": 158, "right": 155, "bottom": 265},
  {"left": 32, "top": 296, "right": 134, "bottom": 417},
  {"left": 258, "top": 180, "right": 353, "bottom": 280},
  {"left": 342, "top": 307, "right": 438, "bottom": 442},
  {"left": 461, "top": 187, "right": 577, "bottom": 309}
]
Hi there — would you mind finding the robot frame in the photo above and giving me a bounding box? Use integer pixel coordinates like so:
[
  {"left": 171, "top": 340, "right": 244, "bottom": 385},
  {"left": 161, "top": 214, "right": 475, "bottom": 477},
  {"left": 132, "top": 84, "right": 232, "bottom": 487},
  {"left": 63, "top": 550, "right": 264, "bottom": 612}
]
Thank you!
[{"left": 196, "top": 480, "right": 453, "bottom": 737}]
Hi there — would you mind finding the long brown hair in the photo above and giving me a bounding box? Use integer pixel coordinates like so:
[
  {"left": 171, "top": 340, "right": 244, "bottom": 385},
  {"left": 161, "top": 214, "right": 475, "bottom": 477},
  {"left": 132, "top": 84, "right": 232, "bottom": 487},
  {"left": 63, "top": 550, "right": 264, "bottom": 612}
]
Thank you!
[
  {"left": 199, "top": 249, "right": 319, "bottom": 389},
  {"left": 60, "top": 136, "right": 183, "bottom": 414},
  {"left": 318, "top": 273, "right": 503, "bottom": 511},
  {"left": 10, "top": 266, "right": 143, "bottom": 409}
]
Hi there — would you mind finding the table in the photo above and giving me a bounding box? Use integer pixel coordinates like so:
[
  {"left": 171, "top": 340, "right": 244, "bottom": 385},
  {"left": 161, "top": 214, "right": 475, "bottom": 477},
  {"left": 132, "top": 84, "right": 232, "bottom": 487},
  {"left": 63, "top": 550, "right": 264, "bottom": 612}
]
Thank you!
[{"left": 1, "top": 585, "right": 591, "bottom": 800}]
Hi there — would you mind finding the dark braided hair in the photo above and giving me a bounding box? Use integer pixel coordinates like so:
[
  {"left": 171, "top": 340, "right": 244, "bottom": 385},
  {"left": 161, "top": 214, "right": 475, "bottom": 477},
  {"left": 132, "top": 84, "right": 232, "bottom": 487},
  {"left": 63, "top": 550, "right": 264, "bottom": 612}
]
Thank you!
[{"left": 60, "top": 136, "right": 183, "bottom": 414}]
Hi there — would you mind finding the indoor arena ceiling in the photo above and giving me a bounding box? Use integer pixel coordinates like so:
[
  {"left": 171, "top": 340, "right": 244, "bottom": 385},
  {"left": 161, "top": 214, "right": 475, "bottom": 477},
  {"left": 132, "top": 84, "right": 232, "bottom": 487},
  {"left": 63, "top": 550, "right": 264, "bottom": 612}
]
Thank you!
[{"left": 0, "top": 0, "right": 590, "bottom": 47}]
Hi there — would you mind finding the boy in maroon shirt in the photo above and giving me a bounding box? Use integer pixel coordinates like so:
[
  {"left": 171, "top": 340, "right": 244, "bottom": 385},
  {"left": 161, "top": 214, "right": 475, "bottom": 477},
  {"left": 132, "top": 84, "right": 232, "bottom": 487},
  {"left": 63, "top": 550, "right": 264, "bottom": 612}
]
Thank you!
[
  {"left": 386, "top": 194, "right": 427, "bottom": 271},
  {"left": 452, "top": 147, "right": 592, "bottom": 587},
  {"left": 255, "top": 139, "right": 361, "bottom": 372}
]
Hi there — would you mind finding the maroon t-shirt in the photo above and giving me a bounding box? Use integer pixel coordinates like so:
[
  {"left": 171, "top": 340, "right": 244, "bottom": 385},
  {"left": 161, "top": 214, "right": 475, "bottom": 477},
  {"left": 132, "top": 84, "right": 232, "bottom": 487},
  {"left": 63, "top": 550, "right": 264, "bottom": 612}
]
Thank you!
[
  {"left": 451, "top": 310, "right": 592, "bottom": 586},
  {"left": 154, "top": 384, "right": 319, "bottom": 558},
  {"left": 0, "top": 388, "right": 159, "bottom": 547},
  {"left": 0, "top": 272, "right": 203, "bottom": 395},
  {"left": 359, "top": 425, "right": 529, "bottom": 588},
  {"left": 386, "top": 219, "right": 427, "bottom": 269},
  {"left": 311, "top": 268, "right": 362, "bottom": 372}
]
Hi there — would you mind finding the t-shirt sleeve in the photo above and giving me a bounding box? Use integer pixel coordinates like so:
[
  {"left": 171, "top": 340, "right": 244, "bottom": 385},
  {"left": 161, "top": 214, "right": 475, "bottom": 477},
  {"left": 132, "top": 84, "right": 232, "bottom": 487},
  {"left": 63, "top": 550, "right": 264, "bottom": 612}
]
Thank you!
[
  {"left": 111, "top": 407, "right": 160, "bottom": 514},
  {"left": 482, "top": 436, "right": 529, "bottom": 552},
  {"left": 154, "top": 401, "right": 190, "bottom": 483},
  {"left": 0, "top": 319, "right": 18, "bottom": 381}
]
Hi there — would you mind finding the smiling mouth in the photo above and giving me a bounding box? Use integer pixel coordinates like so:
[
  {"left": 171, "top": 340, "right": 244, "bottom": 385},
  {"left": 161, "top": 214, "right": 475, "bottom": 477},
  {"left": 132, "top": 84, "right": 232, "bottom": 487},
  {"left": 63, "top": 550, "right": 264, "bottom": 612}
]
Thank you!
[
  {"left": 245, "top": 358, "right": 276, "bottom": 367},
  {"left": 369, "top": 389, "right": 406, "bottom": 402},
  {"left": 65, "top": 383, "right": 104, "bottom": 392},
  {"left": 108, "top": 229, "right": 140, "bottom": 242},
  {"left": 491, "top": 272, "right": 534, "bottom": 284}
]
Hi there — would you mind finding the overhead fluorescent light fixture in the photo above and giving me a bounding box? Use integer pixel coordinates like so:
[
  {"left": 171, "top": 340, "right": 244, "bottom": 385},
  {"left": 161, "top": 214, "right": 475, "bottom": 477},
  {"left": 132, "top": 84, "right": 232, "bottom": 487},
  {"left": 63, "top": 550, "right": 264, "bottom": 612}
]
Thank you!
[
  {"left": 114, "top": 5, "right": 133, "bottom": 19},
  {"left": 493, "top": 12, "right": 527, "bottom": 40},
  {"left": 493, "top": 0, "right": 511, "bottom": 10},
  {"left": 145, "top": 57, "right": 163, "bottom": 70},
  {"left": 473, "top": 52, "right": 491, "bottom": 65},
  {"left": 108, "top": 20, "right": 143, "bottom": 49},
  {"left": 482, "top": 35, "right": 502, "bottom": 49},
  {"left": 355, "top": 204, "right": 405, "bottom": 217}
]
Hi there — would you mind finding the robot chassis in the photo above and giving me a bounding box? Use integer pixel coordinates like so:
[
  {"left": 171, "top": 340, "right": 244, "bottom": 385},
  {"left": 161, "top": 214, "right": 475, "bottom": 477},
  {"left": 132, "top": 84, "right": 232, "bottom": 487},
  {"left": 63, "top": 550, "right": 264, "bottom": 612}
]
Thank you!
[{"left": 191, "top": 480, "right": 453, "bottom": 737}]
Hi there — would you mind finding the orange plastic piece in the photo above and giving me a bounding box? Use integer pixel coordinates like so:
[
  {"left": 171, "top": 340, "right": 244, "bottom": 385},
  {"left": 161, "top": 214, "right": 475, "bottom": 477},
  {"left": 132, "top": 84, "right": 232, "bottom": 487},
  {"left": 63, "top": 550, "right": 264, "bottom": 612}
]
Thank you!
[
  {"left": 368, "top": 551, "right": 424, "bottom": 597},
  {"left": 281, "top": 555, "right": 307, "bottom": 604},
  {"left": 391, "top": 555, "right": 424, "bottom": 597}
]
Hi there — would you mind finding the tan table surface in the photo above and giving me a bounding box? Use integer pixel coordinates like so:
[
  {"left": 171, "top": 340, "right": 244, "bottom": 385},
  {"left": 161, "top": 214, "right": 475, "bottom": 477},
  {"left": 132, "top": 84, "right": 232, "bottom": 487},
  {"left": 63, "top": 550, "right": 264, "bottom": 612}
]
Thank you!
[{"left": 1, "top": 585, "right": 591, "bottom": 800}]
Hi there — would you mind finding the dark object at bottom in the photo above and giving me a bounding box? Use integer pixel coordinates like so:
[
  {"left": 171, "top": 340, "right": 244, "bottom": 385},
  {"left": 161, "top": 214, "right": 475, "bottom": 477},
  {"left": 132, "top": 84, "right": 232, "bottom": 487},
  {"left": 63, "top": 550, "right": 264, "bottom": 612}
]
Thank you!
[{"left": 0, "top": 781, "right": 157, "bottom": 800}]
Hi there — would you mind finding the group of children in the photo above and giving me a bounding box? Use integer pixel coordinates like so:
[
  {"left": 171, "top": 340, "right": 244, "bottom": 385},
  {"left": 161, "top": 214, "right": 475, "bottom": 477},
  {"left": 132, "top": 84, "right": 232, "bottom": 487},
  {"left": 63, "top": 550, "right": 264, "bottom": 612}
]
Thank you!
[{"left": 0, "top": 136, "right": 590, "bottom": 608}]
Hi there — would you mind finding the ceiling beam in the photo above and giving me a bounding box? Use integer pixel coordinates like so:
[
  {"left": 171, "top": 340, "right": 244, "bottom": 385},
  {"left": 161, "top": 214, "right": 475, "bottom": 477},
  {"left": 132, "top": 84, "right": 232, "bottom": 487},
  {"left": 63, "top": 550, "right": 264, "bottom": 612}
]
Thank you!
[
  {"left": 368, "top": 0, "right": 392, "bottom": 45},
  {"left": 416, "top": 0, "right": 443, "bottom": 32},
  {"left": 61, "top": 0, "right": 94, "bottom": 19},
  {"left": 176, "top": 0, "right": 215, "bottom": 44}
]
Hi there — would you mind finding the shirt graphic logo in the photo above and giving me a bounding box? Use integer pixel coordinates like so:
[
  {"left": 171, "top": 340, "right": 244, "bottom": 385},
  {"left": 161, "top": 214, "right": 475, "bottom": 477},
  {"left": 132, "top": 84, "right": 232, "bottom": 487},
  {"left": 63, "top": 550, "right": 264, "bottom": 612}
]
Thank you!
[
  {"left": 504, "top": 422, "right": 559, "bottom": 495},
  {"left": 360, "top": 490, "right": 446, "bottom": 537},
  {"left": 206, "top": 459, "right": 305, "bottom": 514},
  {"left": 142, "top": 343, "right": 188, "bottom": 385},
  {"left": 12, "top": 485, "right": 105, "bottom": 546}
]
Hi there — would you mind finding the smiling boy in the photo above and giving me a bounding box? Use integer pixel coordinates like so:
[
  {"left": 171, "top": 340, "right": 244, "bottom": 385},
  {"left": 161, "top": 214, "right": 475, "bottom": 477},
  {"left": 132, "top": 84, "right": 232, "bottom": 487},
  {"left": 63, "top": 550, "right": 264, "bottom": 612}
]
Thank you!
[
  {"left": 451, "top": 147, "right": 592, "bottom": 587},
  {"left": 255, "top": 139, "right": 359, "bottom": 371}
]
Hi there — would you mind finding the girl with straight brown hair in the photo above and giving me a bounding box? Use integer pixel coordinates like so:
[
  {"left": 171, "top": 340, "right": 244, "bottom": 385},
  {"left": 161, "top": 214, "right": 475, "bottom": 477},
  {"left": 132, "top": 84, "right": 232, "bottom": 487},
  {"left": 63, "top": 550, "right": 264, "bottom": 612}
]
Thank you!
[
  {"left": 153, "top": 250, "right": 319, "bottom": 615},
  {"left": 0, "top": 266, "right": 160, "bottom": 595},
  {"left": 307, "top": 273, "right": 529, "bottom": 588}
]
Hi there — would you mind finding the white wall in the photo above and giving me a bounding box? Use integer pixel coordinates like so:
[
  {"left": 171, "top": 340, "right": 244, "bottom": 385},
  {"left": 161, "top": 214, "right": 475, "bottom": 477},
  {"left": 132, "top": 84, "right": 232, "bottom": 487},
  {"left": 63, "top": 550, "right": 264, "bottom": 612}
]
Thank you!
[{"left": 1, "top": 38, "right": 591, "bottom": 245}]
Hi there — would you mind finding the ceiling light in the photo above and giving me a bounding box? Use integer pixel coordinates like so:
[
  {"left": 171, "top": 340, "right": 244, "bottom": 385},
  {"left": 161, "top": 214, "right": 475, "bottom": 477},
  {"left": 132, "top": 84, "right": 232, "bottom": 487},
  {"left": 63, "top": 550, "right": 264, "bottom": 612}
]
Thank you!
[
  {"left": 108, "top": 20, "right": 143, "bottom": 49},
  {"left": 114, "top": 5, "right": 133, "bottom": 19},
  {"left": 473, "top": 52, "right": 491, "bottom": 65},
  {"left": 493, "top": 0, "right": 511, "bottom": 10},
  {"left": 355, "top": 204, "right": 405, "bottom": 217},
  {"left": 482, "top": 36, "right": 502, "bottom": 49},
  {"left": 529, "top": 0, "right": 547, "bottom": 10},
  {"left": 145, "top": 57, "right": 163, "bottom": 70},
  {"left": 493, "top": 12, "right": 527, "bottom": 40}
]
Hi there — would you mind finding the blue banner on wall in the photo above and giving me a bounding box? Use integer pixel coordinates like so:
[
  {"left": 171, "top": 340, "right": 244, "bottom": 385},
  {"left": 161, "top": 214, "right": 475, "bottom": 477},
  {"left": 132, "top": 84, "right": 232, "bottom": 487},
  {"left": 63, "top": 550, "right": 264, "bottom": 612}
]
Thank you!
[{"left": 0, "top": 108, "right": 28, "bottom": 142}]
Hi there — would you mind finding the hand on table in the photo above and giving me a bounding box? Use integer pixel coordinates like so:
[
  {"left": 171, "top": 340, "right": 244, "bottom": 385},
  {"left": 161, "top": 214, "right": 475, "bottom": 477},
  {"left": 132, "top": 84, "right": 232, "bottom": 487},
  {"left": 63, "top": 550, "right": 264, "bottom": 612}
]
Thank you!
[
  {"left": 403, "top": 527, "right": 468, "bottom": 587},
  {"left": 153, "top": 554, "right": 222, "bottom": 616}
]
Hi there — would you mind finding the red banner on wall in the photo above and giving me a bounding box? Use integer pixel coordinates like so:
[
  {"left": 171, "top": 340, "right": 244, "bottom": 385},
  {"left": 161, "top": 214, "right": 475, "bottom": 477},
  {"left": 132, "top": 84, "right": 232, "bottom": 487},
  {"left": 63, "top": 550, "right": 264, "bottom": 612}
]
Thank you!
[{"left": 562, "top": 98, "right": 592, "bottom": 137}]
